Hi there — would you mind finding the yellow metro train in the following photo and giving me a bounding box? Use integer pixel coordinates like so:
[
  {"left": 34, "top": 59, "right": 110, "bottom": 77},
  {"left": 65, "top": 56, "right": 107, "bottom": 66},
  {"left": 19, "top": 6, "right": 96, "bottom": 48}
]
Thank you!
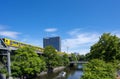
[
  {"left": 2, "top": 38, "right": 43, "bottom": 52},
  {"left": 2, "top": 38, "right": 69, "bottom": 55}
]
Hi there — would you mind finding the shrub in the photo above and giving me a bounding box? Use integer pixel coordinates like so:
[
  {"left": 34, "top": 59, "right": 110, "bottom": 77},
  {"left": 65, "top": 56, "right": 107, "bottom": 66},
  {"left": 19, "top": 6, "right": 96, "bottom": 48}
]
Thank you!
[{"left": 81, "top": 59, "right": 116, "bottom": 79}]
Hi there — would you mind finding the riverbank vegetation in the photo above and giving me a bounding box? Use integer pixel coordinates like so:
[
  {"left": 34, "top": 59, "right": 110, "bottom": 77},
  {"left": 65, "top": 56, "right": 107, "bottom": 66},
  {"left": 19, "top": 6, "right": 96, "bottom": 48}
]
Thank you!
[
  {"left": 10, "top": 46, "right": 70, "bottom": 78},
  {"left": 44, "top": 46, "right": 70, "bottom": 71},
  {"left": 81, "top": 33, "right": 120, "bottom": 79},
  {"left": 81, "top": 59, "right": 117, "bottom": 79},
  {"left": 0, "top": 45, "right": 71, "bottom": 79},
  {"left": 11, "top": 46, "right": 46, "bottom": 78}
]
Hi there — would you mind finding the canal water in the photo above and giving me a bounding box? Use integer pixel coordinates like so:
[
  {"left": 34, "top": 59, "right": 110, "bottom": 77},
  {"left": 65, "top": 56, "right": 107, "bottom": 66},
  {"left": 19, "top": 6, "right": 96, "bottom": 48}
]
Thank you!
[{"left": 35, "top": 64, "right": 83, "bottom": 79}]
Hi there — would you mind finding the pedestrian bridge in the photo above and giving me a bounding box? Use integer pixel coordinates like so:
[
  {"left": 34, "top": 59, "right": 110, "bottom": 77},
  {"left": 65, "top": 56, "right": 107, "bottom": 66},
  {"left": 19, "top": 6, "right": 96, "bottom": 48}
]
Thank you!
[{"left": 70, "top": 61, "right": 88, "bottom": 64}]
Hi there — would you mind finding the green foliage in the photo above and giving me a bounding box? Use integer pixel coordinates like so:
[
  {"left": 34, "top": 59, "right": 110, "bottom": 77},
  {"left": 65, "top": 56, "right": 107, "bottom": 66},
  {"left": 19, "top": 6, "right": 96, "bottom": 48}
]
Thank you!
[
  {"left": 111, "top": 60, "right": 120, "bottom": 72},
  {"left": 44, "top": 46, "right": 70, "bottom": 69},
  {"left": 11, "top": 45, "right": 70, "bottom": 77},
  {"left": 62, "top": 54, "right": 70, "bottom": 66},
  {"left": 44, "top": 46, "right": 62, "bottom": 68},
  {"left": 55, "top": 55, "right": 64, "bottom": 66},
  {"left": 89, "top": 33, "right": 120, "bottom": 62},
  {"left": 77, "top": 54, "right": 86, "bottom": 61},
  {"left": 70, "top": 53, "right": 77, "bottom": 61},
  {"left": 0, "top": 67, "right": 7, "bottom": 74},
  {"left": 81, "top": 59, "right": 116, "bottom": 79},
  {"left": 82, "top": 33, "right": 120, "bottom": 79},
  {"left": 11, "top": 46, "right": 46, "bottom": 77},
  {"left": 85, "top": 53, "right": 91, "bottom": 61}
]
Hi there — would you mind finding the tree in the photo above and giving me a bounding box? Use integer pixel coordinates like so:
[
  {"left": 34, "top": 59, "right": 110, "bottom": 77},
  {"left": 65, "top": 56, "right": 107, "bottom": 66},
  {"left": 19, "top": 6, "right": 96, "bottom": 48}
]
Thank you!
[
  {"left": 70, "top": 53, "right": 77, "bottom": 61},
  {"left": 77, "top": 54, "right": 86, "bottom": 61},
  {"left": 89, "top": 33, "right": 120, "bottom": 62},
  {"left": 81, "top": 59, "right": 116, "bottom": 79},
  {"left": 85, "top": 53, "right": 91, "bottom": 61},
  {"left": 62, "top": 54, "right": 70, "bottom": 66},
  {"left": 0, "top": 56, "right": 7, "bottom": 74},
  {"left": 11, "top": 46, "right": 46, "bottom": 78},
  {"left": 44, "top": 46, "right": 60, "bottom": 69}
]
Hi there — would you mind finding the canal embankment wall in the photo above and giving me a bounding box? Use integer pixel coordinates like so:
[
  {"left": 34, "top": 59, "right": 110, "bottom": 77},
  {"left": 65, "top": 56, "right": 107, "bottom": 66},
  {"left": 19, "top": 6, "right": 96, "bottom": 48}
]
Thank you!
[
  {"left": 38, "top": 66, "right": 65, "bottom": 76},
  {"left": 0, "top": 66, "right": 66, "bottom": 79}
]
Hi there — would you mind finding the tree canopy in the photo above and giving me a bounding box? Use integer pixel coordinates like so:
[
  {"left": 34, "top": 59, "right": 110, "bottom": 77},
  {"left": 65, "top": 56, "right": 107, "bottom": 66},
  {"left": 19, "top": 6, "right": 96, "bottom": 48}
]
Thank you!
[
  {"left": 44, "top": 46, "right": 70, "bottom": 70},
  {"left": 70, "top": 53, "right": 78, "bottom": 61},
  {"left": 11, "top": 46, "right": 46, "bottom": 78},
  {"left": 62, "top": 54, "right": 70, "bottom": 66},
  {"left": 88, "top": 33, "right": 120, "bottom": 62},
  {"left": 44, "top": 46, "right": 65, "bottom": 68}
]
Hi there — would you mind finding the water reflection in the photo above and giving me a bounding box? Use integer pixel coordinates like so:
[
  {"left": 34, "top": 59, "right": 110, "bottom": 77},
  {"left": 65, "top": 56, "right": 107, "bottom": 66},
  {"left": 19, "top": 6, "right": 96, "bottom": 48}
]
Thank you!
[{"left": 35, "top": 64, "right": 83, "bottom": 79}]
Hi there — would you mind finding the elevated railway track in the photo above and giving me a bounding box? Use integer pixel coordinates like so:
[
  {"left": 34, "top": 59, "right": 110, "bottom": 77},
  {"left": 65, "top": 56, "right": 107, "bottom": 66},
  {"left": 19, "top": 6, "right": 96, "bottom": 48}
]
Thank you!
[
  {"left": 1, "top": 38, "right": 44, "bottom": 54},
  {"left": 0, "top": 38, "right": 44, "bottom": 77}
]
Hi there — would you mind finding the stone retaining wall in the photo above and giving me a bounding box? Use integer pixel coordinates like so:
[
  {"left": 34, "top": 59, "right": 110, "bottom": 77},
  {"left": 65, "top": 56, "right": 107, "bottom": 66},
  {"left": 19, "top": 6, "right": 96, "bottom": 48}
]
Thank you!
[{"left": 38, "top": 66, "right": 65, "bottom": 76}]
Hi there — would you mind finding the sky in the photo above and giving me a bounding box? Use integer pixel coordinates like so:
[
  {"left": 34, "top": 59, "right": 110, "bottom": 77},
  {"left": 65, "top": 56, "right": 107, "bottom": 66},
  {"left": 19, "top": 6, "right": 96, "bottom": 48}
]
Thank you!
[{"left": 0, "top": 0, "right": 120, "bottom": 55}]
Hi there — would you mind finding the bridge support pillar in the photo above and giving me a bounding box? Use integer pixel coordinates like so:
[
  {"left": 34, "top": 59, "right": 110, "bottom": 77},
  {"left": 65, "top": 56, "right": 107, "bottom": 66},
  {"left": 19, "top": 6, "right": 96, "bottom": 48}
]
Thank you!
[{"left": 7, "top": 50, "right": 11, "bottom": 77}]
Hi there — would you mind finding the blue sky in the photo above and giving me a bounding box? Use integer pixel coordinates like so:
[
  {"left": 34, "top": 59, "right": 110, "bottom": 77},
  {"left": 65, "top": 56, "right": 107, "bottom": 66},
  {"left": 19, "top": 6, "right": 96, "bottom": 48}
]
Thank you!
[{"left": 0, "top": 0, "right": 120, "bottom": 54}]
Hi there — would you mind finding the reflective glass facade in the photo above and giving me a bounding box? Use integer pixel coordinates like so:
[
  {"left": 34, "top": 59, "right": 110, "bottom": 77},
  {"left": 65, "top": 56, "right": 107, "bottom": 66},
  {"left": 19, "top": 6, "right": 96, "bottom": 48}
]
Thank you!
[{"left": 43, "top": 36, "right": 61, "bottom": 51}]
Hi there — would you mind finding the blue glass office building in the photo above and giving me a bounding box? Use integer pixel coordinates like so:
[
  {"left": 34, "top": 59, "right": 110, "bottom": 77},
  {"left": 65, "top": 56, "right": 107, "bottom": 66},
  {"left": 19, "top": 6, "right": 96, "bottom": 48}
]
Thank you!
[{"left": 43, "top": 36, "right": 61, "bottom": 51}]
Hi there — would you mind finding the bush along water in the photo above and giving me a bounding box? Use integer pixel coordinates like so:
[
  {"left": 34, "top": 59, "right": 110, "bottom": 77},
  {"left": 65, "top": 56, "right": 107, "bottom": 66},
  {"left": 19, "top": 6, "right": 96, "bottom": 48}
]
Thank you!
[{"left": 81, "top": 59, "right": 116, "bottom": 79}]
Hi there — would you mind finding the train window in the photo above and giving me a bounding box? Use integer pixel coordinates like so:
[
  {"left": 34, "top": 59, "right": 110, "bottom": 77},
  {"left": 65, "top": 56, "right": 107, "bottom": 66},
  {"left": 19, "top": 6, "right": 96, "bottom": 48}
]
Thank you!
[
  {"left": 12, "top": 41, "right": 18, "bottom": 44},
  {"left": 10, "top": 41, "right": 12, "bottom": 45}
]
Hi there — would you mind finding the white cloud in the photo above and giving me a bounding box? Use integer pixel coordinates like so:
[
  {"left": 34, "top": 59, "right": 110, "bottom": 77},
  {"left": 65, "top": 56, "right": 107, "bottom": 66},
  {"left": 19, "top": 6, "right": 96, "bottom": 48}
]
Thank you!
[
  {"left": 116, "top": 34, "right": 120, "bottom": 38},
  {"left": 62, "top": 29, "right": 120, "bottom": 54},
  {"left": 62, "top": 29, "right": 100, "bottom": 54},
  {"left": 72, "top": 49, "right": 90, "bottom": 55},
  {"left": 0, "top": 25, "right": 6, "bottom": 30},
  {"left": 44, "top": 28, "right": 57, "bottom": 32},
  {"left": 68, "top": 28, "right": 81, "bottom": 35},
  {"left": 0, "top": 24, "right": 21, "bottom": 39},
  {"left": 0, "top": 31, "right": 20, "bottom": 39}
]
